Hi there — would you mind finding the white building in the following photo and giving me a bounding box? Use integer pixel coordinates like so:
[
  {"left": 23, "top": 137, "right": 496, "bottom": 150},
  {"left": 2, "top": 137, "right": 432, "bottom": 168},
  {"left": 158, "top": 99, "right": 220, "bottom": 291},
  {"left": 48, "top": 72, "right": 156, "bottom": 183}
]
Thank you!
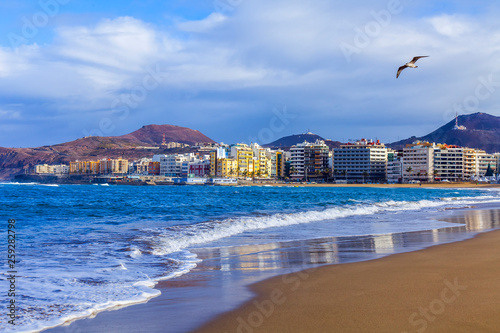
[
  {"left": 402, "top": 142, "right": 435, "bottom": 182},
  {"left": 476, "top": 150, "right": 497, "bottom": 176},
  {"left": 129, "top": 158, "right": 152, "bottom": 175},
  {"left": 387, "top": 149, "right": 403, "bottom": 183},
  {"left": 35, "top": 164, "right": 69, "bottom": 174},
  {"left": 290, "top": 142, "right": 306, "bottom": 180},
  {"left": 290, "top": 140, "right": 330, "bottom": 181},
  {"left": 433, "top": 145, "right": 464, "bottom": 181},
  {"left": 160, "top": 154, "right": 190, "bottom": 177},
  {"left": 160, "top": 153, "right": 210, "bottom": 177},
  {"left": 333, "top": 139, "right": 388, "bottom": 183}
]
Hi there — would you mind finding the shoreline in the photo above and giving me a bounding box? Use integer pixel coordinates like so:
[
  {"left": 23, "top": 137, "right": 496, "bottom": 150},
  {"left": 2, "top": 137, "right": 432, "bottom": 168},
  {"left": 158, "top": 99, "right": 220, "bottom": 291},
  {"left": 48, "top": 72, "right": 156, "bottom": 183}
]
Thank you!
[
  {"left": 4, "top": 179, "right": 500, "bottom": 189},
  {"left": 195, "top": 222, "right": 500, "bottom": 332},
  {"left": 42, "top": 205, "right": 500, "bottom": 333}
]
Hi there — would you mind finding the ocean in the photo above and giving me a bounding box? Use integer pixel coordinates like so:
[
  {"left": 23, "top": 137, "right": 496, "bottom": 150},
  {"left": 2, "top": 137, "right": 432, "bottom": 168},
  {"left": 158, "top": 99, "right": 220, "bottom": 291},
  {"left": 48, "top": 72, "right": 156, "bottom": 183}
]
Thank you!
[{"left": 1, "top": 183, "right": 500, "bottom": 332}]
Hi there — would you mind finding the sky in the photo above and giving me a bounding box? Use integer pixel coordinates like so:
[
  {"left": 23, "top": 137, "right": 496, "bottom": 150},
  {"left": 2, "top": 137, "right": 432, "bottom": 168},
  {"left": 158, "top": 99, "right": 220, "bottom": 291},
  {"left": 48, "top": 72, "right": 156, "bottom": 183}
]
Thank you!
[{"left": 1, "top": 0, "right": 500, "bottom": 148}]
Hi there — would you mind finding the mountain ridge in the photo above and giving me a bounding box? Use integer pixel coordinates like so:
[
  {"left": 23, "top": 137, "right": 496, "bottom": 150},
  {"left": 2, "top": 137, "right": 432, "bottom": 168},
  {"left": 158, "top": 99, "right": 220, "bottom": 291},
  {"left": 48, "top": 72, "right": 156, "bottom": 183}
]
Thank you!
[
  {"left": 388, "top": 112, "right": 500, "bottom": 153},
  {"left": 0, "top": 124, "right": 215, "bottom": 180}
]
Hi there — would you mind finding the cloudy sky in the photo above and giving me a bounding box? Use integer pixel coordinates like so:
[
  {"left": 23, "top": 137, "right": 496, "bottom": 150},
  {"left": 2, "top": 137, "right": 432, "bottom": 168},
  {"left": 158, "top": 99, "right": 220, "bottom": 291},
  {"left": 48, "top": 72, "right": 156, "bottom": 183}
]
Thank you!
[{"left": 1, "top": 0, "right": 500, "bottom": 147}]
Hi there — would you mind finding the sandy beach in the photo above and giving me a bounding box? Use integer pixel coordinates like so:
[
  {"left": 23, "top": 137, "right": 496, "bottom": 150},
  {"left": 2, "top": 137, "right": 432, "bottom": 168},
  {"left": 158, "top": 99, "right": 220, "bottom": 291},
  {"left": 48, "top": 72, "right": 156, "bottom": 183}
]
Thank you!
[
  {"left": 196, "top": 227, "right": 500, "bottom": 333},
  {"left": 249, "top": 182, "right": 500, "bottom": 189},
  {"left": 42, "top": 199, "right": 500, "bottom": 333}
]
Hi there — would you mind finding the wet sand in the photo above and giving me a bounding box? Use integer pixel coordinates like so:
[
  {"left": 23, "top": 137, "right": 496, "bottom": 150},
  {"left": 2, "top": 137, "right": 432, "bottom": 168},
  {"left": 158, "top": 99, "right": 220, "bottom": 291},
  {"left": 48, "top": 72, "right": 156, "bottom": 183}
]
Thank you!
[
  {"left": 45, "top": 208, "right": 500, "bottom": 333},
  {"left": 196, "top": 221, "right": 500, "bottom": 332}
]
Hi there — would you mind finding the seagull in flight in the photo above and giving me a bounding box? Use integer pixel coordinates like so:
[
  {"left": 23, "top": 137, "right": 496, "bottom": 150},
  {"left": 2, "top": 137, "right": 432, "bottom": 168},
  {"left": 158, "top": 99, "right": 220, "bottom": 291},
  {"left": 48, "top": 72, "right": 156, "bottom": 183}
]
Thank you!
[{"left": 396, "top": 56, "right": 429, "bottom": 78}]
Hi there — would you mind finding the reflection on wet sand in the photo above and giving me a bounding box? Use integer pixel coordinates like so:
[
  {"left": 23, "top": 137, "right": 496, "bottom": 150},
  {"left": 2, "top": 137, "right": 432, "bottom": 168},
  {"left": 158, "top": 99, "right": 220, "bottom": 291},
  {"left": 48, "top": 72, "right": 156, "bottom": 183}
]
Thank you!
[
  {"left": 46, "top": 209, "right": 500, "bottom": 333},
  {"left": 193, "top": 209, "right": 500, "bottom": 274},
  {"left": 442, "top": 208, "right": 500, "bottom": 231}
]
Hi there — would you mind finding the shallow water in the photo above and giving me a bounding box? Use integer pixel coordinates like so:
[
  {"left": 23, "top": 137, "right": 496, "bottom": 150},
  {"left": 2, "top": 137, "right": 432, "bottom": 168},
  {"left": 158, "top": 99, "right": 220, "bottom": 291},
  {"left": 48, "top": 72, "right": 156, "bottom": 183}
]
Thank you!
[{"left": 1, "top": 184, "right": 499, "bottom": 332}]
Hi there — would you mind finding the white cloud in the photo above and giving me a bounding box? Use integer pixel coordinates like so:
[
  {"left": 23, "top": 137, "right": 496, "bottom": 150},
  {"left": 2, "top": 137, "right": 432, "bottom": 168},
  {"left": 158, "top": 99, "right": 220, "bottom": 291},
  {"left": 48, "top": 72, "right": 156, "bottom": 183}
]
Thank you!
[
  {"left": 0, "top": 44, "right": 39, "bottom": 77},
  {"left": 2, "top": 0, "right": 500, "bottom": 147},
  {"left": 428, "top": 14, "right": 473, "bottom": 37},
  {"left": 177, "top": 13, "right": 227, "bottom": 32},
  {"left": 0, "top": 109, "right": 20, "bottom": 119},
  {"left": 55, "top": 17, "right": 162, "bottom": 71}
]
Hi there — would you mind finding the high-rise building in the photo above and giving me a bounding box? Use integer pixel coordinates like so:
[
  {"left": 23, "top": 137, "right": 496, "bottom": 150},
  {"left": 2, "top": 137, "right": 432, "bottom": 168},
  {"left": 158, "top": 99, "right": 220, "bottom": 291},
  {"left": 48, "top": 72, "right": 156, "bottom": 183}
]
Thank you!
[
  {"left": 290, "top": 140, "right": 330, "bottom": 181},
  {"left": 476, "top": 150, "right": 496, "bottom": 176},
  {"left": 433, "top": 145, "right": 464, "bottom": 181},
  {"left": 402, "top": 142, "right": 435, "bottom": 182},
  {"left": 231, "top": 144, "right": 254, "bottom": 177},
  {"left": 333, "top": 139, "right": 387, "bottom": 183},
  {"left": 387, "top": 149, "right": 403, "bottom": 183},
  {"left": 99, "top": 158, "right": 129, "bottom": 174},
  {"left": 35, "top": 164, "right": 69, "bottom": 174}
]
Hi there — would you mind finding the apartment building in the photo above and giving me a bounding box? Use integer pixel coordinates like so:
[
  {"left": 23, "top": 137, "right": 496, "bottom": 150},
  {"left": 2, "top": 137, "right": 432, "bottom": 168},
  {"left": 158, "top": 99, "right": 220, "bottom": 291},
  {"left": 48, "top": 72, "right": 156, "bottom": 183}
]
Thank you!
[
  {"left": 463, "top": 148, "right": 477, "bottom": 180},
  {"left": 35, "top": 164, "right": 69, "bottom": 175},
  {"left": 402, "top": 142, "right": 434, "bottom": 182},
  {"left": 433, "top": 145, "right": 464, "bottom": 181},
  {"left": 333, "top": 139, "right": 387, "bottom": 183},
  {"left": 290, "top": 142, "right": 306, "bottom": 180},
  {"left": 129, "top": 158, "right": 152, "bottom": 175},
  {"left": 268, "top": 150, "right": 285, "bottom": 179},
  {"left": 159, "top": 153, "right": 210, "bottom": 177},
  {"left": 160, "top": 154, "right": 189, "bottom": 176},
  {"left": 70, "top": 160, "right": 100, "bottom": 174},
  {"left": 231, "top": 144, "right": 254, "bottom": 176},
  {"left": 99, "top": 158, "right": 129, "bottom": 175},
  {"left": 387, "top": 149, "right": 403, "bottom": 183},
  {"left": 290, "top": 140, "right": 330, "bottom": 181},
  {"left": 188, "top": 160, "right": 211, "bottom": 177},
  {"left": 476, "top": 150, "right": 497, "bottom": 176}
]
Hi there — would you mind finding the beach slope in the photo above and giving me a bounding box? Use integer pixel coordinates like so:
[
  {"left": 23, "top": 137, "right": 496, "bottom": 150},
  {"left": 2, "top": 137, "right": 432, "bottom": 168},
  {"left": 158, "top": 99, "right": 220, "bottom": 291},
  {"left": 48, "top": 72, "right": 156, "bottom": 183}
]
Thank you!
[{"left": 195, "top": 228, "right": 500, "bottom": 333}]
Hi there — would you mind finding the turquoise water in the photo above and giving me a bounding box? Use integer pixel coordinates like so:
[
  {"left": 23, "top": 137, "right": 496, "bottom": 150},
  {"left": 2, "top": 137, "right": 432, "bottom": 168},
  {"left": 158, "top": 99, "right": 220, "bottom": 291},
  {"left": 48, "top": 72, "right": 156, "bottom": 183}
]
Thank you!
[{"left": 1, "top": 183, "right": 499, "bottom": 332}]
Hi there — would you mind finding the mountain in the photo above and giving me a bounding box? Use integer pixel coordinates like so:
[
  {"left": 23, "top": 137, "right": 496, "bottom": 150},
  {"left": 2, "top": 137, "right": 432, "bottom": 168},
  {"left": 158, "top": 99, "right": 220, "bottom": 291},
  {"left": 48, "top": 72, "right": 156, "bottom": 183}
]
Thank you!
[
  {"left": 388, "top": 113, "right": 500, "bottom": 153},
  {"left": 118, "top": 124, "right": 215, "bottom": 145},
  {"left": 264, "top": 132, "right": 342, "bottom": 149},
  {"left": 0, "top": 125, "right": 215, "bottom": 180}
]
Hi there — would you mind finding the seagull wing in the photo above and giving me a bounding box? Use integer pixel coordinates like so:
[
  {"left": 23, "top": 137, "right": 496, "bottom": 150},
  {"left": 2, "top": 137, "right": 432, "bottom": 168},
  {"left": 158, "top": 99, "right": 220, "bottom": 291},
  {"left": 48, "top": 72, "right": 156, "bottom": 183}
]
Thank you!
[
  {"left": 396, "top": 65, "right": 407, "bottom": 78},
  {"left": 410, "top": 56, "right": 429, "bottom": 64}
]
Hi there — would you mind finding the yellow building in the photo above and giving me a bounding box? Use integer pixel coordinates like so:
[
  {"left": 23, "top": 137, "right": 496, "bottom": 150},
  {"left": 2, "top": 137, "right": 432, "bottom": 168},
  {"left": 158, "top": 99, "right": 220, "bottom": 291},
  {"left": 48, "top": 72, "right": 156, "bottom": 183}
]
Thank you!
[
  {"left": 216, "top": 158, "right": 238, "bottom": 178},
  {"left": 231, "top": 144, "right": 254, "bottom": 177},
  {"left": 209, "top": 151, "right": 217, "bottom": 176},
  {"left": 70, "top": 161, "right": 100, "bottom": 174},
  {"left": 70, "top": 158, "right": 128, "bottom": 175},
  {"left": 463, "top": 148, "right": 477, "bottom": 179},
  {"left": 251, "top": 143, "right": 271, "bottom": 178},
  {"left": 100, "top": 158, "right": 129, "bottom": 174},
  {"left": 269, "top": 150, "right": 285, "bottom": 178},
  {"left": 210, "top": 144, "right": 280, "bottom": 179}
]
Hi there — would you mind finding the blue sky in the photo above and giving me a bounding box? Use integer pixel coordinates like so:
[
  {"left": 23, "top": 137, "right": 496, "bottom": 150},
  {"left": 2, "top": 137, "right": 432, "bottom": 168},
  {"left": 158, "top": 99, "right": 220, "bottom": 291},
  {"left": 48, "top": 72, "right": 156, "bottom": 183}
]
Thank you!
[{"left": 1, "top": 0, "right": 500, "bottom": 147}]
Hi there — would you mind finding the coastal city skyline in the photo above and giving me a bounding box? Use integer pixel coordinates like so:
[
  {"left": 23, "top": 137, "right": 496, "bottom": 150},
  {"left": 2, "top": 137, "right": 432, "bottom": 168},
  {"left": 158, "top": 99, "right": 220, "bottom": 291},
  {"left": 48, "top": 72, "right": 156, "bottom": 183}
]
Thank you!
[
  {"left": 2, "top": 0, "right": 500, "bottom": 148},
  {"left": 4, "top": 2, "right": 500, "bottom": 332}
]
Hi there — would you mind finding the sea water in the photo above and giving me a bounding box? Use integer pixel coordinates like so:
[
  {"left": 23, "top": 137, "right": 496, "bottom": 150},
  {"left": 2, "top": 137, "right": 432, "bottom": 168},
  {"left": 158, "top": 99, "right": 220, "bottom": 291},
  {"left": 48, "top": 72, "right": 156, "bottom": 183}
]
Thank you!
[{"left": 1, "top": 183, "right": 499, "bottom": 332}]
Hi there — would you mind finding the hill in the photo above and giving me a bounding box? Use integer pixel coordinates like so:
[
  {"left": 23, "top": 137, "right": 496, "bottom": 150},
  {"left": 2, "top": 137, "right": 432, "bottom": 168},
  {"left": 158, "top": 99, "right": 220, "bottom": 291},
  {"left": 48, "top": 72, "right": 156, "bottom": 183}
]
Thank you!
[
  {"left": 264, "top": 132, "right": 342, "bottom": 149},
  {"left": 118, "top": 124, "right": 215, "bottom": 145},
  {"left": 388, "top": 113, "right": 500, "bottom": 153},
  {"left": 0, "top": 125, "right": 215, "bottom": 180}
]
